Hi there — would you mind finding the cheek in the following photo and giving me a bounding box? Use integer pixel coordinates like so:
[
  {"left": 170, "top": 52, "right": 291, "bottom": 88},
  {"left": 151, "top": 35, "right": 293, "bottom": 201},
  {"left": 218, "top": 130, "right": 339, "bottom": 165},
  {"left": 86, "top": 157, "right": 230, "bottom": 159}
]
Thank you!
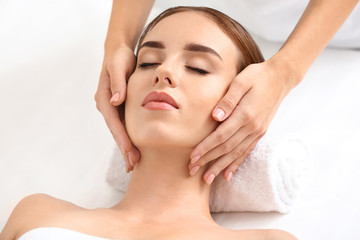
[
  {"left": 124, "top": 75, "right": 144, "bottom": 141},
  {"left": 183, "top": 80, "right": 228, "bottom": 143},
  {"left": 194, "top": 78, "right": 229, "bottom": 114}
]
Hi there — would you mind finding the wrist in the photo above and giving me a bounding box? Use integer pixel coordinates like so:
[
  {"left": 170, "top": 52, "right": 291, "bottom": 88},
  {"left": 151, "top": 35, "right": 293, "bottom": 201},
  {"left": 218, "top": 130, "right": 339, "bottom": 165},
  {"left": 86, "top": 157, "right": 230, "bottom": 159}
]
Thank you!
[
  {"left": 104, "top": 38, "right": 134, "bottom": 59},
  {"left": 105, "top": 36, "right": 133, "bottom": 51},
  {"left": 267, "top": 50, "right": 305, "bottom": 91}
]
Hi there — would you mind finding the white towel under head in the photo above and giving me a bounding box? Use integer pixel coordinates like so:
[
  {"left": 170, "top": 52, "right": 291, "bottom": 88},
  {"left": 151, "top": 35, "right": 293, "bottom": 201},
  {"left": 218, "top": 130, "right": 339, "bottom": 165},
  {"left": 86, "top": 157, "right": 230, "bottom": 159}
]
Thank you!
[{"left": 106, "top": 134, "right": 311, "bottom": 213}]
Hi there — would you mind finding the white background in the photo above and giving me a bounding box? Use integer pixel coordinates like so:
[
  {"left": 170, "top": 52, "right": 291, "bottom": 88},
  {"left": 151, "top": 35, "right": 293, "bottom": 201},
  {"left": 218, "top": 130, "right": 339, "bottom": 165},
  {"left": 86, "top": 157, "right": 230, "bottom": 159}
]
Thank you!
[{"left": 1, "top": 0, "right": 360, "bottom": 239}]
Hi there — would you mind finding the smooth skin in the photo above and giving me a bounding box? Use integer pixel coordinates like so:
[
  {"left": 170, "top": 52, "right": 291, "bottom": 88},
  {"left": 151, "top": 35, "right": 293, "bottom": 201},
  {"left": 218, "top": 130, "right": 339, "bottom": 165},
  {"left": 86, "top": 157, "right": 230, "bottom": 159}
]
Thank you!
[
  {"left": 95, "top": 0, "right": 359, "bottom": 183},
  {"left": 0, "top": 194, "right": 296, "bottom": 240},
  {"left": 1, "top": 12, "right": 297, "bottom": 240}
]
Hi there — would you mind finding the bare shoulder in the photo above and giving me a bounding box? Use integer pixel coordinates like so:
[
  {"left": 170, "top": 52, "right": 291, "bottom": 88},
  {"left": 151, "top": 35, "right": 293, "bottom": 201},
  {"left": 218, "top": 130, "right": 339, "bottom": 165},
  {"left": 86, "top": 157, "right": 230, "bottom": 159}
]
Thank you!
[
  {"left": 0, "top": 193, "right": 82, "bottom": 240},
  {"left": 230, "top": 228, "right": 297, "bottom": 240},
  {"left": 265, "top": 229, "right": 297, "bottom": 240}
]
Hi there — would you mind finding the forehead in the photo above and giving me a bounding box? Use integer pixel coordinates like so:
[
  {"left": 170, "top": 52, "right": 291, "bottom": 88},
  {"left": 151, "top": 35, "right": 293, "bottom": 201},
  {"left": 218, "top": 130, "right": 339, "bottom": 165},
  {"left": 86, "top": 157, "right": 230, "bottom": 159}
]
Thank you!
[{"left": 142, "top": 11, "right": 240, "bottom": 61}]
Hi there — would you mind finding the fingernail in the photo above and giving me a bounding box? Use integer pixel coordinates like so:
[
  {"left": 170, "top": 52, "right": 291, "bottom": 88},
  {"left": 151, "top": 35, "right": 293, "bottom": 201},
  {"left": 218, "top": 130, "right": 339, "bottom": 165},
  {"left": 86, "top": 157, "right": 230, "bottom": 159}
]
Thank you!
[
  {"left": 191, "top": 155, "right": 200, "bottom": 164},
  {"left": 110, "top": 92, "right": 120, "bottom": 103},
  {"left": 206, "top": 173, "right": 215, "bottom": 185},
  {"left": 214, "top": 108, "right": 225, "bottom": 121},
  {"left": 226, "top": 172, "right": 233, "bottom": 182},
  {"left": 128, "top": 153, "right": 134, "bottom": 167},
  {"left": 189, "top": 165, "right": 200, "bottom": 176}
]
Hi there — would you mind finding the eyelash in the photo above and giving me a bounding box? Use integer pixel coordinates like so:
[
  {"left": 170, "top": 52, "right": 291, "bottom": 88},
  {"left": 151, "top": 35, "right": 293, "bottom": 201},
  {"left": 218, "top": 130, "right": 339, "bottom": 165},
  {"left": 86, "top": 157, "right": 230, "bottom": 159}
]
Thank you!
[
  {"left": 138, "top": 62, "right": 159, "bottom": 68},
  {"left": 137, "top": 62, "right": 209, "bottom": 75},
  {"left": 186, "top": 66, "right": 209, "bottom": 75}
]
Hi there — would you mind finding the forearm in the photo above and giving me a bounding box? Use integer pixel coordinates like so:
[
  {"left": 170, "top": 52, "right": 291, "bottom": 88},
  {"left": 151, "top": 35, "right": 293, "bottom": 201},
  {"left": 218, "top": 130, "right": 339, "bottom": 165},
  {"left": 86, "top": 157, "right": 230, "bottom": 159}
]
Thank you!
[
  {"left": 105, "top": 0, "right": 155, "bottom": 52},
  {"left": 272, "top": 0, "right": 359, "bottom": 88}
]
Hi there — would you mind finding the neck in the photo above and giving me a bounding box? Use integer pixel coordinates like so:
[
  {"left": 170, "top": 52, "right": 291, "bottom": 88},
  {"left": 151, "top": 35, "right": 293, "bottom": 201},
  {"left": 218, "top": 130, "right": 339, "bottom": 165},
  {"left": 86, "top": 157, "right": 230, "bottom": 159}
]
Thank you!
[{"left": 112, "top": 146, "right": 214, "bottom": 224}]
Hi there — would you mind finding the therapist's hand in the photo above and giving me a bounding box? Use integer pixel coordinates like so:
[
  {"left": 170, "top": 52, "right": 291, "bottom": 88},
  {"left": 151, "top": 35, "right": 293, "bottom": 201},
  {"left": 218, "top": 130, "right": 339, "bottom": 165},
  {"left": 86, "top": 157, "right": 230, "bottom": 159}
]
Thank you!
[
  {"left": 188, "top": 58, "right": 297, "bottom": 184},
  {"left": 95, "top": 46, "right": 140, "bottom": 172}
]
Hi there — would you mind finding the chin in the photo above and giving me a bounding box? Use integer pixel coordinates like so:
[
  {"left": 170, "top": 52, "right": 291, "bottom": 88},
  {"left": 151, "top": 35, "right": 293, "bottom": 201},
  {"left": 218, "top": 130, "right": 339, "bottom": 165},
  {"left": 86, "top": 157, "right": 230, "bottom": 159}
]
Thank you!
[{"left": 128, "top": 123, "right": 196, "bottom": 150}]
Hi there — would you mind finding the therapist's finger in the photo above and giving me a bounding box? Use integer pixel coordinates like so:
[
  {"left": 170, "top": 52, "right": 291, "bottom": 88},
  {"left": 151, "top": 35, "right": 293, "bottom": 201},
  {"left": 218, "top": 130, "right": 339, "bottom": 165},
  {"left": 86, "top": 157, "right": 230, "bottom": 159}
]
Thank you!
[
  {"left": 96, "top": 73, "right": 128, "bottom": 152},
  {"left": 188, "top": 124, "right": 250, "bottom": 170},
  {"left": 201, "top": 133, "right": 258, "bottom": 184},
  {"left": 221, "top": 134, "right": 263, "bottom": 181},
  {"left": 106, "top": 105, "right": 140, "bottom": 166},
  {"left": 212, "top": 74, "right": 251, "bottom": 121},
  {"left": 95, "top": 73, "right": 140, "bottom": 169},
  {"left": 190, "top": 103, "right": 250, "bottom": 163},
  {"left": 108, "top": 105, "right": 140, "bottom": 170},
  {"left": 108, "top": 48, "right": 135, "bottom": 107},
  {"left": 116, "top": 97, "right": 141, "bottom": 167},
  {"left": 109, "top": 63, "right": 127, "bottom": 107}
]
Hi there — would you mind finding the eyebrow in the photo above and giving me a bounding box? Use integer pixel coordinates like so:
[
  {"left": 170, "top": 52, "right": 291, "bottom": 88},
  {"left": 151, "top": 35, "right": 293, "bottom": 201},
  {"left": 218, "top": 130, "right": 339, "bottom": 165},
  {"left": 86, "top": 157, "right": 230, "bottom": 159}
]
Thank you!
[
  {"left": 138, "top": 41, "right": 165, "bottom": 52},
  {"left": 138, "top": 41, "right": 222, "bottom": 61},
  {"left": 184, "top": 43, "right": 222, "bottom": 61}
]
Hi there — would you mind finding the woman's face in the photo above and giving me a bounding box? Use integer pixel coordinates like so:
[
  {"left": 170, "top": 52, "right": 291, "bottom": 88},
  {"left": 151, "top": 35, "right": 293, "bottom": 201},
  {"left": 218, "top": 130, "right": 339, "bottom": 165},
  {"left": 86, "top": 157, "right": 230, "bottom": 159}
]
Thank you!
[{"left": 125, "top": 11, "right": 241, "bottom": 150}]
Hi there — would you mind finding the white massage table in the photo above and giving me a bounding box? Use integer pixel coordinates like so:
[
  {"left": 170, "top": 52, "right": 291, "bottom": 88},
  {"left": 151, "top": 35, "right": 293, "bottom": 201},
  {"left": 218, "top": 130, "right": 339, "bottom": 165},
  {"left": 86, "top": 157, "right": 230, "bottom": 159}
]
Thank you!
[{"left": 1, "top": 1, "right": 360, "bottom": 239}]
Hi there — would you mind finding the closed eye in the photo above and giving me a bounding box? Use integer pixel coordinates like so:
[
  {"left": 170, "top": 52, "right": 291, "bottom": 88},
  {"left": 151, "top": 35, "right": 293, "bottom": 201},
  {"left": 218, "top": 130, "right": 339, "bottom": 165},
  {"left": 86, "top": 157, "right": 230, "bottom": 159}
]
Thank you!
[
  {"left": 138, "top": 63, "right": 209, "bottom": 75},
  {"left": 138, "top": 62, "right": 160, "bottom": 68},
  {"left": 186, "top": 66, "right": 209, "bottom": 75}
]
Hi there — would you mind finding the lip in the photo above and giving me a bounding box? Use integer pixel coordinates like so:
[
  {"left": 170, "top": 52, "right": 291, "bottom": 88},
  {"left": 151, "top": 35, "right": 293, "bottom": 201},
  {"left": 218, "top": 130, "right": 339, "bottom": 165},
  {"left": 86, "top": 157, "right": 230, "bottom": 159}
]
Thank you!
[{"left": 142, "top": 91, "right": 179, "bottom": 110}]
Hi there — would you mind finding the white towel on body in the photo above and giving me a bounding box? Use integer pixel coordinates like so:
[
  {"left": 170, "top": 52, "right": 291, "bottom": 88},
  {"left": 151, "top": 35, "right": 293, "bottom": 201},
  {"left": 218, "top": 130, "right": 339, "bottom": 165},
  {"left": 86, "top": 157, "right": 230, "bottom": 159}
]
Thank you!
[
  {"left": 106, "top": 134, "right": 311, "bottom": 213},
  {"left": 18, "top": 227, "right": 110, "bottom": 240}
]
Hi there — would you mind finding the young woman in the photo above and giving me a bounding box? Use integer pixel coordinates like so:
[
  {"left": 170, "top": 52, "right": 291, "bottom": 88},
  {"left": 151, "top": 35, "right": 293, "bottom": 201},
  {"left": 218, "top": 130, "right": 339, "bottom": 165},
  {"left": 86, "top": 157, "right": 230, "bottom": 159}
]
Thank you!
[{"left": 1, "top": 7, "right": 296, "bottom": 240}]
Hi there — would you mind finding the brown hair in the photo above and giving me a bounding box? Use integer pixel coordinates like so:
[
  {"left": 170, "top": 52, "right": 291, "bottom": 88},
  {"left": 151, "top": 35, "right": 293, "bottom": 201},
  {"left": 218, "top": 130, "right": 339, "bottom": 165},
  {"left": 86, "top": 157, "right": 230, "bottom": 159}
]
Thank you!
[{"left": 136, "top": 6, "right": 264, "bottom": 72}]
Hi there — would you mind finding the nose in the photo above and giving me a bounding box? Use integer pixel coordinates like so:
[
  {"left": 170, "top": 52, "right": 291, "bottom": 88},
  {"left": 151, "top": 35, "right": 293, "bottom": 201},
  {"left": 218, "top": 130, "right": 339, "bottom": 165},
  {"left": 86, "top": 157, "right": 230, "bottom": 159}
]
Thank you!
[{"left": 153, "top": 63, "right": 178, "bottom": 88}]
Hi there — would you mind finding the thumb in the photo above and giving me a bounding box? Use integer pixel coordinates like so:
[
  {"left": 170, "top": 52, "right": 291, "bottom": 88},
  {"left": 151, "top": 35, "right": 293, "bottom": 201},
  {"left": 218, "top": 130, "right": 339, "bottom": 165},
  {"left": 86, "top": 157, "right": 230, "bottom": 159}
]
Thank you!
[
  {"left": 109, "top": 67, "right": 127, "bottom": 106},
  {"left": 212, "top": 77, "right": 250, "bottom": 121}
]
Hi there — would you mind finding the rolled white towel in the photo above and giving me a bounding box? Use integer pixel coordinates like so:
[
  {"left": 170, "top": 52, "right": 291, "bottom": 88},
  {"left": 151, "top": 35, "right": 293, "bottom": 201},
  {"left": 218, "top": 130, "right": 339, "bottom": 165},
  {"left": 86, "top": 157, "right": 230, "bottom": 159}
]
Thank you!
[{"left": 106, "top": 134, "right": 311, "bottom": 213}]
